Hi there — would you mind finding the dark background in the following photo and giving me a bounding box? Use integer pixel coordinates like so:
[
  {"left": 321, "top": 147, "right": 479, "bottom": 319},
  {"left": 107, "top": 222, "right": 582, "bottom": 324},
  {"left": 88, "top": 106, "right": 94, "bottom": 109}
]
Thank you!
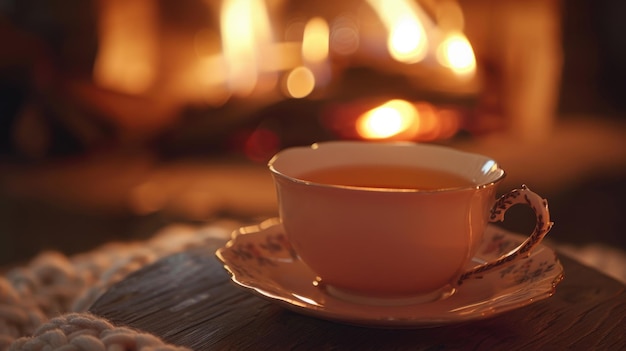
[{"left": 0, "top": 0, "right": 625, "bottom": 267}]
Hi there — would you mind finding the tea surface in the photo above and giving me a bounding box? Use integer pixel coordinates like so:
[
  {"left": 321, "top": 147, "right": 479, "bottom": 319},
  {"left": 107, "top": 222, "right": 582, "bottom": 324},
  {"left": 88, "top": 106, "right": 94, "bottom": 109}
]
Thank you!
[{"left": 298, "top": 165, "right": 472, "bottom": 190}]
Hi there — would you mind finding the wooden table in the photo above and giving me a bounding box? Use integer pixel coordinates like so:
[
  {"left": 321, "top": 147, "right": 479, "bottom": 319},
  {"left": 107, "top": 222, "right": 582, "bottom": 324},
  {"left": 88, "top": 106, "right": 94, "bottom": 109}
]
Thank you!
[{"left": 89, "top": 237, "right": 626, "bottom": 350}]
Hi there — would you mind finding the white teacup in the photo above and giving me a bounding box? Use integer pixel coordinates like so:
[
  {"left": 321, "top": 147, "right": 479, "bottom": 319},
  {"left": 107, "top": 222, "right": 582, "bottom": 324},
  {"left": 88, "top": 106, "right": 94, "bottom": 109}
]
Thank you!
[{"left": 268, "top": 141, "right": 552, "bottom": 300}]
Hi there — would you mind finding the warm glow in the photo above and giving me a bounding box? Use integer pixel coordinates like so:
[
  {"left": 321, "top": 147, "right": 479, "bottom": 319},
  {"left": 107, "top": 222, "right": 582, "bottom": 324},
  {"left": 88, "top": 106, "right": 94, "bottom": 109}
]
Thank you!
[
  {"left": 285, "top": 66, "right": 315, "bottom": 98},
  {"left": 356, "top": 99, "right": 418, "bottom": 139},
  {"left": 349, "top": 100, "right": 461, "bottom": 141},
  {"left": 435, "top": 1, "right": 465, "bottom": 32},
  {"left": 92, "top": 0, "right": 478, "bottom": 114},
  {"left": 259, "top": 42, "right": 302, "bottom": 72},
  {"left": 330, "top": 15, "right": 360, "bottom": 56},
  {"left": 437, "top": 32, "right": 476, "bottom": 77},
  {"left": 93, "top": 0, "right": 158, "bottom": 94},
  {"left": 388, "top": 15, "right": 427, "bottom": 63},
  {"left": 220, "top": 0, "right": 274, "bottom": 96},
  {"left": 410, "top": 103, "right": 461, "bottom": 141},
  {"left": 302, "top": 17, "right": 330, "bottom": 63},
  {"left": 302, "top": 17, "right": 331, "bottom": 89},
  {"left": 366, "top": 0, "right": 428, "bottom": 63}
]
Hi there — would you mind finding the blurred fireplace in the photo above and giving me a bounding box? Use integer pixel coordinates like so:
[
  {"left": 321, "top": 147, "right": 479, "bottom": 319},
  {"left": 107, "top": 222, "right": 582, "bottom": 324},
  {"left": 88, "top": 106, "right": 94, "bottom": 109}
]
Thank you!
[{"left": 0, "top": 0, "right": 562, "bottom": 162}]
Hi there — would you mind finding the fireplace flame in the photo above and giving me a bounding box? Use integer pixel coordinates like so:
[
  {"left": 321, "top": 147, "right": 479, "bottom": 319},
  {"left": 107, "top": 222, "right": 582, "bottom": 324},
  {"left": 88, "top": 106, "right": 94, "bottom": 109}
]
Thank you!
[
  {"left": 95, "top": 0, "right": 476, "bottom": 99},
  {"left": 93, "top": 0, "right": 159, "bottom": 94},
  {"left": 284, "top": 16, "right": 332, "bottom": 98},
  {"left": 355, "top": 99, "right": 461, "bottom": 141},
  {"left": 356, "top": 99, "right": 419, "bottom": 139},
  {"left": 93, "top": 0, "right": 475, "bottom": 145},
  {"left": 220, "top": 0, "right": 274, "bottom": 96},
  {"left": 437, "top": 32, "right": 476, "bottom": 77},
  {"left": 366, "top": 0, "right": 429, "bottom": 63},
  {"left": 302, "top": 17, "right": 330, "bottom": 64},
  {"left": 356, "top": 99, "right": 417, "bottom": 139}
]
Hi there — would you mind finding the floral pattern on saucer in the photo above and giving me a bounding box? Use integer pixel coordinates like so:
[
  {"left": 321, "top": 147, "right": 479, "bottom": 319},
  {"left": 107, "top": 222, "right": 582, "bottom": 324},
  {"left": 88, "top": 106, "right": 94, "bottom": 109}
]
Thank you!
[
  {"left": 475, "top": 232, "right": 560, "bottom": 285},
  {"left": 216, "top": 218, "right": 564, "bottom": 328}
]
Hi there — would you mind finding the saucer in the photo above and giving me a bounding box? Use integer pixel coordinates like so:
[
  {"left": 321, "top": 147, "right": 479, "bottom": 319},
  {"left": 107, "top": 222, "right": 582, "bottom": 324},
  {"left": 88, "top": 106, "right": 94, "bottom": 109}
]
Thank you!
[{"left": 215, "top": 218, "right": 564, "bottom": 328}]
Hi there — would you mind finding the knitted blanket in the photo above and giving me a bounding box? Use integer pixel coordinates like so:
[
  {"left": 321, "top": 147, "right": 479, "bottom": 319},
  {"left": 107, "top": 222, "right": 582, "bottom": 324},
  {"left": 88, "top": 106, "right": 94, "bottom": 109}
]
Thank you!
[{"left": 0, "top": 220, "right": 239, "bottom": 351}]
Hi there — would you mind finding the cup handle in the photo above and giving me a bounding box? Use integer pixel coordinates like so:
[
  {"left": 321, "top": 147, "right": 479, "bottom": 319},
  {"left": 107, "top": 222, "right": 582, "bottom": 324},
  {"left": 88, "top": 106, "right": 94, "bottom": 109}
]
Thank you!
[{"left": 456, "top": 184, "right": 553, "bottom": 286}]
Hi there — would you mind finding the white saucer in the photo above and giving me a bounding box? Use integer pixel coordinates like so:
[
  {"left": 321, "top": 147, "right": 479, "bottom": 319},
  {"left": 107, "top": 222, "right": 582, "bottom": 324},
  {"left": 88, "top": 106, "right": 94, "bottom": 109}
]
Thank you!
[{"left": 215, "top": 218, "right": 564, "bottom": 328}]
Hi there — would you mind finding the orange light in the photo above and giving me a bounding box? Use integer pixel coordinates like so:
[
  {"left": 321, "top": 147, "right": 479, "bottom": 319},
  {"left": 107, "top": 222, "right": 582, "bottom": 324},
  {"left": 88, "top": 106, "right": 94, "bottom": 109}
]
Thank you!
[
  {"left": 436, "top": 32, "right": 476, "bottom": 77},
  {"left": 302, "top": 17, "right": 330, "bottom": 64},
  {"left": 354, "top": 99, "right": 461, "bottom": 141},
  {"left": 220, "top": 0, "right": 274, "bottom": 96},
  {"left": 284, "top": 66, "right": 315, "bottom": 98},
  {"left": 356, "top": 99, "right": 418, "bottom": 139},
  {"left": 93, "top": 0, "right": 158, "bottom": 94},
  {"left": 366, "top": 0, "right": 429, "bottom": 63}
]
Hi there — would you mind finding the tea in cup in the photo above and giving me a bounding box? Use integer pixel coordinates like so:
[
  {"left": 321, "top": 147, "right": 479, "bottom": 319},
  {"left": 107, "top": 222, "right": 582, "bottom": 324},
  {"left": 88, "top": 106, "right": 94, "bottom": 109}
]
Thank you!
[{"left": 268, "top": 141, "right": 552, "bottom": 300}]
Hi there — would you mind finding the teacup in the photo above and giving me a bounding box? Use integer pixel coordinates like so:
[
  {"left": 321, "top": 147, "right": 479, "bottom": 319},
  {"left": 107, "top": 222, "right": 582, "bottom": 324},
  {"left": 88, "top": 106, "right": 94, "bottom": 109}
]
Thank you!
[{"left": 268, "top": 141, "right": 552, "bottom": 300}]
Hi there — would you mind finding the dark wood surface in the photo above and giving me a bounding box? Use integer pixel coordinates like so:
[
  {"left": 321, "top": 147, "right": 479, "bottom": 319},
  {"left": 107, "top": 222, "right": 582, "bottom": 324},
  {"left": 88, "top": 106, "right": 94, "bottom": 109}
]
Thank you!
[{"left": 89, "top": 238, "right": 626, "bottom": 351}]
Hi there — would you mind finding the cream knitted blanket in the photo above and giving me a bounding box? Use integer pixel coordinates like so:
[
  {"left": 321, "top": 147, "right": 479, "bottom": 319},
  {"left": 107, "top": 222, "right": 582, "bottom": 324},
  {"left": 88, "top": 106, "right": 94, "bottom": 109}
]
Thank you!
[{"left": 0, "top": 220, "right": 239, "bottom": 351}]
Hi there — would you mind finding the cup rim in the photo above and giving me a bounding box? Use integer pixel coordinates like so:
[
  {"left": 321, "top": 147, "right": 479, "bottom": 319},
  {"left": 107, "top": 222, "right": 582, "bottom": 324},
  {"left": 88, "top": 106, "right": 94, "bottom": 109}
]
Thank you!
[{"left": 268, "top": 141, "right": 506, "bottom": 193}]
